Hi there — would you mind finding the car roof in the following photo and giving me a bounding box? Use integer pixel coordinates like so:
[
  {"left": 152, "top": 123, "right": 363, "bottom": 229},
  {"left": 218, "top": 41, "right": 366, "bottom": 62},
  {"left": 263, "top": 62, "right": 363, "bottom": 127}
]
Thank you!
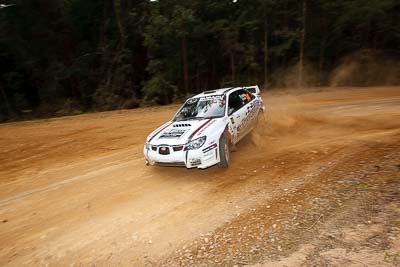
[{"left": 192, "top": 87, "right": 243, "bottom": 98}]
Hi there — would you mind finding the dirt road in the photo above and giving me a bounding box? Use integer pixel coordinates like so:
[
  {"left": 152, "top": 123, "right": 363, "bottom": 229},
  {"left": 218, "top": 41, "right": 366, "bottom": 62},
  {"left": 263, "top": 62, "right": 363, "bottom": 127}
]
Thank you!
[{"left": 0, "top": 87, "right": 399, "bottom": 266}]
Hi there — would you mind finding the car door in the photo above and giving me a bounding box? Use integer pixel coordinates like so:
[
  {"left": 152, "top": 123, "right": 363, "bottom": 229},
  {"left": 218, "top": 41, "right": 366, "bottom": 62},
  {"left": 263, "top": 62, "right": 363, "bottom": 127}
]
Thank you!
[
  {"left": 242, "top": 88, "right": 259, "bottom": 130},
  {"left": 237, "top": 89, "right": 258, "bottom": 137},
  {"left": 227, "top": 89, "right": 248, "bottom": 143}
]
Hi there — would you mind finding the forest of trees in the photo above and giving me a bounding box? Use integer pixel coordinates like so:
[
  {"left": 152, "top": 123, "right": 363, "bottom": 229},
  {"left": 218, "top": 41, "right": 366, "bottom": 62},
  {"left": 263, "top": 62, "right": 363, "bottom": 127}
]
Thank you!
[{"left": 0, "top": 0, "right": 399, "bottom": 121}]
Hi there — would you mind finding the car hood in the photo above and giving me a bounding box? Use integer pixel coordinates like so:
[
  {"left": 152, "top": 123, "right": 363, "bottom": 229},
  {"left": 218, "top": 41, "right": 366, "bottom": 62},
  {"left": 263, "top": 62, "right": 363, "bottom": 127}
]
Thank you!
[{"left": 147, "top": 118, "right": 220, "bottom": 146}]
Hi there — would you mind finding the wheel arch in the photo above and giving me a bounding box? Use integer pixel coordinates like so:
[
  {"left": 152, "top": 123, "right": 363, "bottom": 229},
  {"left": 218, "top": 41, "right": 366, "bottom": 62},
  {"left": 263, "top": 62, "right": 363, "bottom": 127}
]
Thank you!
[{"left": 222, "top": 123, "right": 233, "bottom": 144}]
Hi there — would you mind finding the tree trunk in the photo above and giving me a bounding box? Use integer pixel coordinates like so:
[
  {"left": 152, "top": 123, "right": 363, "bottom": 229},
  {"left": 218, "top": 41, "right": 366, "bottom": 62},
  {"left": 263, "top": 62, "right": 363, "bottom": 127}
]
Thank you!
[
  {"left": 182, "top": 37, "right": 189, "bottom": 94},
  {"left": 318, "top": 16, "right": 327, "bottom": 86},
  {"left": 230, "top": 50, "right": 236, "bottom": 84},
  {"left": 196, "top": 67, "right": 200, "bottom": 93},
  {"left": 298, "top": 0, "right": 307, "bottom": 88},
  {"left": 99, "top": 0, "right": 107, "bottom": 49},
  {"left": 212, "top": 56, "right": 217, "bottom": 88},
  {"left": 113, "top": 0, "right": 126, "bottom": 49},
  {"left": 0, "top": 83, "right": 12, "bottom": 116},
  {"left": 318, "top": 38, "right": 326, "bottom": 86},
  {"left": 264, "top": 20, "right": 269, "bottom": 89}
]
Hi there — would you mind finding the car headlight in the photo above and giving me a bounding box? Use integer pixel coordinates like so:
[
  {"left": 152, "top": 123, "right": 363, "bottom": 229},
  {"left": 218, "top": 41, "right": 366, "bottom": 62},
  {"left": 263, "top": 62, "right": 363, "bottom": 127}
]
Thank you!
[{"left": 185, "top": 136, "right": 206, "bottom": 150}]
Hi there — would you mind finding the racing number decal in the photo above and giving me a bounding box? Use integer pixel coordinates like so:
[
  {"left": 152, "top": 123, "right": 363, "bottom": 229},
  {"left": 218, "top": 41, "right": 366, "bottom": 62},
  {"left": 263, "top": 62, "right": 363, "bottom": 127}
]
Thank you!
[{"left": 236, "top": 99, "right": 262, "bottom": 133}]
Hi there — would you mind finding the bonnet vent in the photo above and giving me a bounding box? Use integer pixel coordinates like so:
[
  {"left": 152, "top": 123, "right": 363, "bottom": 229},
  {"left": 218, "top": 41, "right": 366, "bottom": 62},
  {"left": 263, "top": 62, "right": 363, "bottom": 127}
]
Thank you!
[{"left": 173, "top": 123, "right": 191, "bottom": 127}]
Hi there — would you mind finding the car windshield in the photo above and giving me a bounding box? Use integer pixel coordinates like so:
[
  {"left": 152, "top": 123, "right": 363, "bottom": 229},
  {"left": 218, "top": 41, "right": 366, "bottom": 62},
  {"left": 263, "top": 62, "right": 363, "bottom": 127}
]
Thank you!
[{"left": 173, "top": 95, "right": 226, "bottom": 121}]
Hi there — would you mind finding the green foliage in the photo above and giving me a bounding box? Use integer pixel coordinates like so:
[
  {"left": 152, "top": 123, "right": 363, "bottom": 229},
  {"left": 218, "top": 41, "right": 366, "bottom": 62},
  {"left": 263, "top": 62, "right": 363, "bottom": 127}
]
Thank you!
[{"left": 142, "top": 73, "right": 176, "bottom": 105}]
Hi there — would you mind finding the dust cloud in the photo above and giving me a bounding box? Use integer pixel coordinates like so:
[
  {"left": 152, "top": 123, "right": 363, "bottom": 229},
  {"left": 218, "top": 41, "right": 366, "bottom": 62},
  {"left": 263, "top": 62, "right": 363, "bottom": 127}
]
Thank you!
[
  {"left": 248, "top": 93, "right": 329, "bottom": 153},
  {"left": 270, "top": 49, "right": 400, "bottom": 89},
  {"left": 329, "top": 49, "right": 400, "bottom": 87},
  {"left": 272, "top": 62, "right": 320, "bottom": 88}
]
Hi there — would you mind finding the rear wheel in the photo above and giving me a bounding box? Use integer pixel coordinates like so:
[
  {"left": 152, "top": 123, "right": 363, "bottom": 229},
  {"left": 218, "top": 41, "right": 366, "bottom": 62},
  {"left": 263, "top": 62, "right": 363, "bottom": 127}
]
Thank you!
[{"left": 218, "top": 136, "right": 230, "bottom": 168}]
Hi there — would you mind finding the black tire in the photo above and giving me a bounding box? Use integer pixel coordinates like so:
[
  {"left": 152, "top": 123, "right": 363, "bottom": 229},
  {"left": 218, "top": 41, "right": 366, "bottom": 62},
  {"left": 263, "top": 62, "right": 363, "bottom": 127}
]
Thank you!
[{"left": 218, "top": 136, "right": 230, "bottom": 168}]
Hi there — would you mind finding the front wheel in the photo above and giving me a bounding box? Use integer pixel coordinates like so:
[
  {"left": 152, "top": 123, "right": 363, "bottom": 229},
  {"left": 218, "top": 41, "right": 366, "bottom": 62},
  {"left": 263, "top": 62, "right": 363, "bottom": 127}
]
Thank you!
[{"left": 218, "top": 136, "right": 230, "bottom": 168}]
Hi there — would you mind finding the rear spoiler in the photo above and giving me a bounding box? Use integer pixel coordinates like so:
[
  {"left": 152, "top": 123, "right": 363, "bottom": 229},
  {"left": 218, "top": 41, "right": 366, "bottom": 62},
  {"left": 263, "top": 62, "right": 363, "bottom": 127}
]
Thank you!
[{"left": 245, "top": 85, "right": 261, "bottom": 95}]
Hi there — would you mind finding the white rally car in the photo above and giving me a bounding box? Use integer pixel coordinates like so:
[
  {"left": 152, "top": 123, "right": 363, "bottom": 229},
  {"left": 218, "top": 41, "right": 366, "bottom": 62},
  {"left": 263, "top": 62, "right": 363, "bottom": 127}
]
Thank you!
[{"left": 144, "top": 86, "right": 265, "bottom": 168}]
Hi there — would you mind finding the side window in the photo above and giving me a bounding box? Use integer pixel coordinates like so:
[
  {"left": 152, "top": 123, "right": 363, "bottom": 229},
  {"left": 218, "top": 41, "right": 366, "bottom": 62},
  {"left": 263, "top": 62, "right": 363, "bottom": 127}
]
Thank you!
[
  {"left": 238, "top": 89, "right": 254, "bottom": 105},
  {"left": 228, "top": 91, "right": 244, "bottom": 115},
  {"left": 244, "top": 89, "right": 255, "bottom": 101},
  {"left": 228, "top": 89, "right": 255, "bottom": 115}
]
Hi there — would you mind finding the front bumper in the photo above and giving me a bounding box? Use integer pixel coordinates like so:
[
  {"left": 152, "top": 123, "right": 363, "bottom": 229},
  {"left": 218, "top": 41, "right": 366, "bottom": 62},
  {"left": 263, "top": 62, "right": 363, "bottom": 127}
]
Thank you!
[{"left": 144, "top": 143, "right": 219, "bottom": 169}]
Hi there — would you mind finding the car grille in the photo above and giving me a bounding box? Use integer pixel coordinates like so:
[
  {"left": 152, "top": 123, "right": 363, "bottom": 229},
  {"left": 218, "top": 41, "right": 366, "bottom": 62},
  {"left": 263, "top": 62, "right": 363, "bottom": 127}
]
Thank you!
[
  {"left": 173, "top": 145, "right": 184, "bottom": 151},
  {"left": 159, "top": 146, "right": 170, "bottom": 155},
  {"left": 152, "top": 145, "right": 184, "bottom": 155}
]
